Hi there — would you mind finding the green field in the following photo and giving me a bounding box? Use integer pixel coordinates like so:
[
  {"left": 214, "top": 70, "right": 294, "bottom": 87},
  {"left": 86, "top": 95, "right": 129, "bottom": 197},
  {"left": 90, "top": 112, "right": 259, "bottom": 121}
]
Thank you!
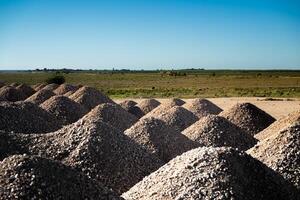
[{"left": 1, "top": 70, "right": 300, "bottom": 98}]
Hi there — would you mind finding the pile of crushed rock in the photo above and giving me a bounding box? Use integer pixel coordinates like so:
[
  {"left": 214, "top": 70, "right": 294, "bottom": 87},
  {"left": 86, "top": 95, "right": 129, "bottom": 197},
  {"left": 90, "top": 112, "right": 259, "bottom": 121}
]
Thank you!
[
  {"left": 119, "top": 100, "right": 144, "bottom": 118},
  {"left": 136, "top": 98, "right": 161, "bottom": 115},
  {"left": 40, "top": 95, "right": 88, "bottom": 125},
  {"left": 182, "top": 115, "right": 257, "bottom": 151},
  {"left": 122, "top": 147, "right": 298, "bottom": 200},
  {"left": 0, "top": 101, "right": 62, "bottom": 134},
  {"left": 0, "top": 86, "right": 26, "bottom": 102},
  {"left": 183, "top": 98, "right": 222, "bottom": 118},
  {"left": 25, "top": 89, "right": 55, "bottom": 105},
  {"left": 248, "top": 123, "right": 300, "bottom": 190},
  {"left": 53, "top": 84, "right": 80, "bottom": 95},
  {"left": 124, "top": 117, "right": 199, "bottom": 162},
  {"left": 0, "top": 154, "right": 122, "bottom": 199},
  {"left": 220, "top": 103, "right": 276, "bottom": 136}
]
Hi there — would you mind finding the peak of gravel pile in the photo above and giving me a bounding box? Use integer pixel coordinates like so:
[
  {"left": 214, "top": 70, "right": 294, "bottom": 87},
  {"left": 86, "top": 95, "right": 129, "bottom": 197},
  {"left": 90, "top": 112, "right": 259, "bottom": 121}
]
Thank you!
[
  {"left": 248, "top": 123, "right": 300, "bottom": 190},
  {"left": 33, "top": 83, "right": 47, "bottom": 91},
  {"left": 124, "top": 117, "right": 199, "bottom": 162},
  {"left": 82, "top": 103, "right": 138, "bottom": 131},
  {"left": 0, "top": 101, "right": 62, "bottom": 134},
  {"left": 10, "top": 83, "right": 20, "bottom": 87},
  {"left": 220, "top": 103, "right": 276, "bottom": 136},
  {"left": 2, "top": 119, "right": 164, "bottom": 194},
  {"left": 25, "top": 89, "right": 55, "bottom": 105},
  {"left": 123, "top": 146, "right": 298, "bottom": 200},
  {"left": 53, "top": 83, "right": 80, "bottom": 95},
  {"left": 255, "top": 110, "right": 300, "bottom": 141},
  {"left": 69, "top": 86, "right": 115, "bottom": 110},
  {"left": 164, "top": 98, "right": 186, "bottom": 106},
  {"left": 182, "top": 115, "right": 257, "bottom": 151},
  {"left": 40, "top": 95, "right": 88, "bottom": 125},
  {"left": 0, "top": 86, "right": 26, "bottom": 102},
  {"left": 155, "top": 106, "right": 198, "bottom": 132},
  {"left": 119, "top": 100, "right": 144, "bottom": 118},
  {"left": 42, "top": 83, "right": 59, "bottom": 91},
  {"left": 15, "top": 84, "right": 35, "bottom": 97},
  {"left": 0, "top": 154, "right": 122, "bottom": 199},
  {"left": 183, "top": 98, "right": 222, "bottom": 118},
  {"left": 136, "top": 98, "right": 160, "bottom": 114}
]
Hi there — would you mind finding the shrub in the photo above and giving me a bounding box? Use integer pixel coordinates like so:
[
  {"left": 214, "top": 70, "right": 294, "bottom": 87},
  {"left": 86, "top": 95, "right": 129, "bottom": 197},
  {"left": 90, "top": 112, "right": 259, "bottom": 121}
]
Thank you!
[{"left": 46, "top": 75, "right": 65, "bottom": 84}]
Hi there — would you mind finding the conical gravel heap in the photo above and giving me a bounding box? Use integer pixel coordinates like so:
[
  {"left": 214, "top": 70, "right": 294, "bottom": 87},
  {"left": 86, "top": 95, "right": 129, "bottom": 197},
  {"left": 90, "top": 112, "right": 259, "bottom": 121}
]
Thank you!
[
  {"left": 69, "top": 86, "right": 115, "bottom": 110},
  {"left": 16, "top": 84, "right": 35, "bottom": 98},
  {"left": 124, "top": 117, "right": 199, "bottom": 162},
  {"left": 53, "top": 83, "right": 80, "bottom": 95},
  {"left": 0, "top": 101, "right": 62, "bottom": 134},
  {"left": 155, "top": 106, "right": 198, "bottom": 132},
  {"left": 220, "top": 103, "right": 276, "bottom": 136},
  {"left": 25, "top": 89, "right": 55, "bottom": 105},
  {"left": 81, "top": 103, "right": 138, "bottom": 131},
  {"left": 119, "top": 100, "right": 144, "bottom": 118},
  {"left": 10, "top": 83, "right": 19, "bottom": 87},
  {"left": 182, "top": 98, "right": 222, "bottom": 118},
  {"left": 0, "top": 86, "right": 26, "bottom": 102},
  {"left": 0, "top": 154, "right": 123, "bottom": 199},
  {"left": 136, "top": 99, "right": 160, "bottom": 114},
  {"left": 122, "top": 147, "right": 298, "bottom": 200},
  {"left": 182, "top": 115, "right": 257, "bottom": 151},
  {"left": 164, "top": 98, "right": 185, "bottom": 106},
  {"left": 42, "top": 83, "right": 59, "bottom": 91},
  {"left": 255, "top": 110, "right": 300, "bottom": 141},
  {"left": 40, "top": 95, "right": 88, "bottom": 125},
  {"left": 32, "top": 83, "right": 47, "bottom": 91},
  {"left": 248, "top": 123, "right": 300, "bottom": 190}
]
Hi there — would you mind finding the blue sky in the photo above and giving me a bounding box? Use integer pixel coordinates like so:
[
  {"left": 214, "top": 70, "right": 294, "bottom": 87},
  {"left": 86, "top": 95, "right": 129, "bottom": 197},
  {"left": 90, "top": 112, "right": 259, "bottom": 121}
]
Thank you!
[{"left": 0, "top": 0, "right": 299, "bottom": 70}]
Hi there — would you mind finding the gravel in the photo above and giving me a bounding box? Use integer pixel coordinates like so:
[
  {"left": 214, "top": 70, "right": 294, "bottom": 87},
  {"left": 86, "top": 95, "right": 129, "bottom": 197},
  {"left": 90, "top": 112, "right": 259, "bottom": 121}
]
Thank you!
[
  {"left": 122, "top": 146, "right": 298, "bottom": 200},
  {"left": 0, "top": 81, "right": 5, "bottom": 88},
  {"left": 0, "top": 119, "right": 164, "bottom": 194},
  {"left": 0, "top": 101, "right": 62, "bottom": 134},
  {"left": 182, "top": 98, "right": 222, "bottom": 118},
  {"left": 40, "top": 95, "right": 88, "bottom": 125},
  {"left": 155, "top": 106, "right": 198, "bottom": 132},
  {"left": 25, "top": 89, "right": 55, "bottom": 105},
  {"left": 182, "top": 115, "right": 257, "bottom": 151},
  {"left": 220, "top": 103, "right": 276, "bottom": 136},
  {"left": 136, "top": 99, "right": 160, "bottom": 114},
  {"left": 247, "top": 123, "right": 300, "bottom": 190},
  {"left": 0, "top": 86, "right": 26, "bottom": 102},
  {"left": 32, "top": 83, "right": 47, "bottom": 91},
  {"left": 119, "top": 100, "right": 144, "bottom": 118},
  {"left": 124, "top": 117, "right": 199, "bottom": 162},
  {"left": 42, "top": 83, "right": 59, "bottom": 91},
  {"left": 255, "top": 110, "right": 300, "bottom": 141},
  {"left": 69, "top": 86, "right": 115, "bottom": 110},
  {"left": 53, "top": 84, "right": 80, "bottom": 95},
  {"left": 81, "top": 103, "right": 138, "bottom": 131},
  {"left": 0, "top": 154, "right": 123, "bottom": 199},
  {"left": 15, "top": 84, "right": 35, "bottom": 98}
]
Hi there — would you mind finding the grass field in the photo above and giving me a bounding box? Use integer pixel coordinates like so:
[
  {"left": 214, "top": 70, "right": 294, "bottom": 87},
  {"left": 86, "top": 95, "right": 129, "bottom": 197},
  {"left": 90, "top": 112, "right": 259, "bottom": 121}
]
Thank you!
[{"left": 0, "top": 70, "right": 300, "bottom": 98}]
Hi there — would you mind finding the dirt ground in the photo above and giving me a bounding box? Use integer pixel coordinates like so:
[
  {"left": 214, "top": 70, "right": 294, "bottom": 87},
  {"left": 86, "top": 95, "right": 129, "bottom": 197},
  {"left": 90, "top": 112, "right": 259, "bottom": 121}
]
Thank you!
[{"left": 114, "top": 97, "right": 300, "bottom": 119}]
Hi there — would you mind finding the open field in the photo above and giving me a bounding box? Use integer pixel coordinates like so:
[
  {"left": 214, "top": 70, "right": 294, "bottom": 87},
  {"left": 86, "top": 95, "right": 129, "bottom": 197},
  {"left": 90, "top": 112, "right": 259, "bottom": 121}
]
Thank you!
[{"left": 0, "top": 70, "right": 300, "bottom": 98}]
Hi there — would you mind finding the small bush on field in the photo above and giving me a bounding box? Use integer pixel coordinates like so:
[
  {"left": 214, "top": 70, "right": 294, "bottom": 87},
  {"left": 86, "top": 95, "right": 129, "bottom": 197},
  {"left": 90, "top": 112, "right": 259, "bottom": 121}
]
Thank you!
[{"left": 46, "top": 75, "right": 65, "bottom": 84}]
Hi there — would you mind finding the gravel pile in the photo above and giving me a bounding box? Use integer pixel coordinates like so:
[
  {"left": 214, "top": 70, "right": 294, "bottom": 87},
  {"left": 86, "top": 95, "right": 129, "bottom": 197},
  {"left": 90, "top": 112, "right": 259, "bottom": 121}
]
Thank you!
[
  {"left": 155, "top": 106, "right": 198, "bottom": 132},
  {"left": 42, "top": 83, "right": 59, "bottom": 91},
  {"left": 0, "top": 101, "right": 62, "bottom": 134},
  {"left": 124, "top": 117, "right": 199, "bottom": 162},
  {"left": 10, "top": 83, "right": 19, "bottom": 87},
  {"left": 15, "top": 84, "right": 35, "bottom": 98},
  {"left": 164, "top": 98, "right": 185, "bottom": 106},
  {"left": 119, "top": 100, "right": 144, "bottom": 118},
  {"left": 0, "top": 118, "right": 164, "bottom": 194},
  {"left": 0, "top": 154, "right": 122, "bottom": 199},
  {"left": 33, "top": 83, "right": 47, "bottom": 91},
  {"left": 248, "top": 123, "right": 300, "bottom": 190},
  {"left": 255, "top": 110, "right": 300, "bottom": 141},
  {"left": 40, "top": 95, "right": 88, "bottom": 125},
  {"left": 220, "top": 103, "right": 276, "bottom": 136},
  {"left": 69, "top": 86, "right": 115, "bottom": 110},
  {"left": 182, "top": 115, "right": 257, "bottom": 151},
  {"left": 182, "top": 98, "right": 222, "bottom": 118},
  {"left": 0, "top": 81, "right": 5, "bottom": 88},
  {"left": 136, "top": 99, "right": 160, "bottom": 114},
  {"left": 82, "top": 103, "right": 138, "bottom": 131},
  {"left": 25, "top": 89, "right": 55, "bottom": 105},
  {"left": 53, "top": 84, "right": 80, "bottom": 95},
  {"left": 122, "top": 146, "right": 298, "bottom": 200},
  {"left": 0, "top": 86, "right": 26, "bottom": 102}
]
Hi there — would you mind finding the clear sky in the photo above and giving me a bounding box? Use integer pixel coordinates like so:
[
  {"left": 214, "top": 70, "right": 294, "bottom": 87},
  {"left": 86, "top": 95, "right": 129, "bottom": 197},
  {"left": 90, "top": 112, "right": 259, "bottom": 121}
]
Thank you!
[{"left": 0, "top": 0, "right": 299, "bottom": 70}]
